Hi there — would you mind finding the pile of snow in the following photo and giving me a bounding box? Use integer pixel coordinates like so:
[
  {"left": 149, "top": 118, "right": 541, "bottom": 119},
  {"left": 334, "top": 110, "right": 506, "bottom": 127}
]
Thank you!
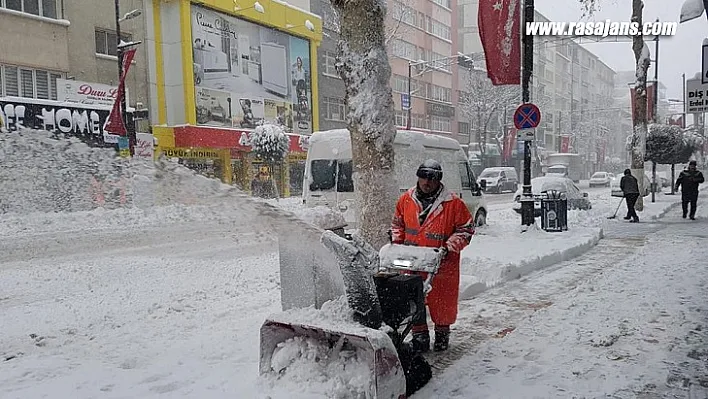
[
  {"left": 260, "top": 296, "right": 396, "bottom": 398},
  {"left": 264, "top": 335, "right": 373, "bottom": 398}
]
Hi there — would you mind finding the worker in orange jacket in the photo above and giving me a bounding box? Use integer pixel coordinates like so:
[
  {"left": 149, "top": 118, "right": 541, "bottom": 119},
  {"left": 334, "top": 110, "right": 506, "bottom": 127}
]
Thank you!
[{"left": 391, "top": 160, "right": 475, "bottom": 352}]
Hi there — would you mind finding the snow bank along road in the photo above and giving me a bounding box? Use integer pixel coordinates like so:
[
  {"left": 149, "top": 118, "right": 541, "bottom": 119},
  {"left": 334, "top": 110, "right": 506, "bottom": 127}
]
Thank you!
[{"left": 416, "top": 202, "right": 708, "bottom": 398}]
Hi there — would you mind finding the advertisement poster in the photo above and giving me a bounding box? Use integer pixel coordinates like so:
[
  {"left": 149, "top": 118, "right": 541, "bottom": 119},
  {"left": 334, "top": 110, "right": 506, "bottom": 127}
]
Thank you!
[{"left": 190, "top": 4, "right": 312, "bottom": 134}]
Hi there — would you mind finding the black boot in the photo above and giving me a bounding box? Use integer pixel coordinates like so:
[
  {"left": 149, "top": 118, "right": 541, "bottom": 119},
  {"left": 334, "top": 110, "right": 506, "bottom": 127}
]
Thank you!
[
  {"left": 412, "top": 331, "right": 430, "bottom": 353},
  {"left": 433, "top": 328, "right": 450, "bottom": 352}
]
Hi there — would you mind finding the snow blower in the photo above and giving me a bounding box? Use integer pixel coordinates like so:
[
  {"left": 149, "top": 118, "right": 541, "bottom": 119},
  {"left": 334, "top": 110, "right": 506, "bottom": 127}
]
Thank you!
[{"left": 259, "top": 233, "right": 444, "bottom": 398}]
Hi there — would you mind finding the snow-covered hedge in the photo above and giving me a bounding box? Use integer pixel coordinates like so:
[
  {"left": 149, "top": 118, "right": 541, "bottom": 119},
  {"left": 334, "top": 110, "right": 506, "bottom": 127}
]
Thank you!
[
  {"left": 645, "top": 123, "right": 703, "bottom": 165},
  {"left": 250, "top": 124, "right": 290, "bottom": 164}
]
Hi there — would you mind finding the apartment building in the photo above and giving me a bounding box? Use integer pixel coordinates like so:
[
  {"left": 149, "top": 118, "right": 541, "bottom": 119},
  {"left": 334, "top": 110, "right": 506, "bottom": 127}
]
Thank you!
[
  {"left": 309, "top": 0, "right": 347, "bottom": 132},
  {"left": 0, "top": 0, "right": 148, "bottom": 113}
]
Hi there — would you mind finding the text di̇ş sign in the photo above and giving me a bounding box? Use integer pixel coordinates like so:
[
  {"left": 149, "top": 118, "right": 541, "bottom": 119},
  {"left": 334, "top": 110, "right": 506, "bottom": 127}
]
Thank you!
[{"left": 686, "top": 78, "right": 708, "bottom": 113}]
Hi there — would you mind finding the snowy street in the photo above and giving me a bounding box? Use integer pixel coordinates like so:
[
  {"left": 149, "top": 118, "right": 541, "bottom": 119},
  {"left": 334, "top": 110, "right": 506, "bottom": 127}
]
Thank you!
[
  {"left": 416, "top": 201, "right": 708, "bottom": 398},
  {"left": 2, "top": 184, "right": 707, "bottom": 398},
  {"left": 0, "top": 222, "right": 281, "bottom": 398}
]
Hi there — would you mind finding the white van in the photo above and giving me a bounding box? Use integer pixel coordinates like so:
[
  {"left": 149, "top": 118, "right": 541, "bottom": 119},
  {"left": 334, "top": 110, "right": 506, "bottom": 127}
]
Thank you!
[{"left": 303, "top": 129, "right": 488, "bottom": 228}]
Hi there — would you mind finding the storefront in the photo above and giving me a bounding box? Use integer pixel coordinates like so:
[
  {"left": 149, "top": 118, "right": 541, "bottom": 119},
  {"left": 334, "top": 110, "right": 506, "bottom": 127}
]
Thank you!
[{"left": 145, "top": 0, "right": 321, "bottom": 196}]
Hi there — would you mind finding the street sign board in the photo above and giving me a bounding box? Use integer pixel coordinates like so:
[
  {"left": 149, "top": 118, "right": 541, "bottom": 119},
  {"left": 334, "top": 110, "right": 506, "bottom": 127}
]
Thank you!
[
  {"left": 513, "top": 103, "right": 541, "bottom": 129},
  {"left": 517, "top": 128, "right": 535, "bottom": 142},
  {"left": 685, "top": 78, "right": 708, "bottom": 113},
  {"left": 401, "top": 93, "right": 411, "bottom": 110},
  {"left": 703, "top": 44, "right": 708, "bottom": 84}
]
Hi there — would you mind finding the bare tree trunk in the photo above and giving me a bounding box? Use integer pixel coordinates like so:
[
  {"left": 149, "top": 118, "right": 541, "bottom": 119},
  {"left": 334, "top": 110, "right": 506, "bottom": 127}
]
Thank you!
[
  {"left": 332, "top": 0, "right": 398, "bottom": 250},
  {"left": 631, "top": 0, "right": 649, "bottom": 211}
]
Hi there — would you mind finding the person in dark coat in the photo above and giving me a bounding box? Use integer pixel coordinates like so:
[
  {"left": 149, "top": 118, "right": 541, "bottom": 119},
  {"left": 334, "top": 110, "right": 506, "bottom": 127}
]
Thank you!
[
  {"left": 620, "top": 169, "right": 640, "bottom": 223},
  {"left": 675, "top": 160, "right": 705, "bottom": 220}
]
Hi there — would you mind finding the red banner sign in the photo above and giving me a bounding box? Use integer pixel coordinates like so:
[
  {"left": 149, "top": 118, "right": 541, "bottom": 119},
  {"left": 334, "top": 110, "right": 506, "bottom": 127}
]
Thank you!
[
  {"left": 105, "top": 48, "right": 137, "bottom": 136},
  {"left": 478, "top": 0, "right": 521, "bottom": 85}
]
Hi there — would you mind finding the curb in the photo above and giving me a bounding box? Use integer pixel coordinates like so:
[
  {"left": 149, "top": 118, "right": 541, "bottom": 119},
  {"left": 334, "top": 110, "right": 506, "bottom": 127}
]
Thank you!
[{"left": 459, "top": 227, "right": 604, "bottom": 300}]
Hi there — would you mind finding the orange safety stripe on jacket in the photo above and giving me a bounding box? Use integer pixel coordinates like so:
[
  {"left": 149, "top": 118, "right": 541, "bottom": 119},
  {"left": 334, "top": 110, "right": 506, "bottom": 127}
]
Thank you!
[{"left": 390, "top": 185, "right": 474, "bottom": 326}]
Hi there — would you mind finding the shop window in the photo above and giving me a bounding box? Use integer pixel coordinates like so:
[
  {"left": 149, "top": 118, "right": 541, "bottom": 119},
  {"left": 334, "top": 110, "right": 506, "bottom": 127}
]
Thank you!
[{"left": 95, "top": 29, "right": 132, "bottom": 57}]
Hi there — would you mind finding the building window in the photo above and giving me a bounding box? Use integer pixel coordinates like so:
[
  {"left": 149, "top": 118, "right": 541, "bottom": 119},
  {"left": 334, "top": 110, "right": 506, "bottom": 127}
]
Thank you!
[
  {"left": 1, "top": 0, "right": 57, "bottom": 18},
  {"left": 323, "top": 96, "right": 346, "bottom": 121},
  {"left": 0, "top": 64, "right": 61, "bottom": 99},
  {"left": 395, "top": 111, "right": 407, "bottom": 127},
  {"left": 323, "top": 51, "right": 338, "bottom": 77},
  {"left": 391, "top": 1, "right": 417, "bottom": 26},
  {"left": 430, "top": 116, "right": 451, "bottom": 132},
  {"left": 393, "top": 74, "right": 409, "bottom": 93},
  {"left": 458, "top": 122, "right": 470, "bottom": 136},
  {"left": 95, "top": 29, "right": 132, "bottom": 57},
  {"left": 392, "top": 39, "right": 417, "bottom": 60},
  {"left": 430, "top": 0, "right": 451, "bottom": 9},
  {"left": 430, "top": 20, "right": 451, "bottom": 41}
]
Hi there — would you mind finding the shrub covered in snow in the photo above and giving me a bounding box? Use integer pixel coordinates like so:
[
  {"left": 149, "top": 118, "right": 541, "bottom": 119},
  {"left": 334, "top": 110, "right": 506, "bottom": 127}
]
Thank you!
[
  {"left": 645, "top": 124, "right": 703, "bottom": 165},
  {"left": 250, "top": 124, "right": 290, "bottom": 164}
]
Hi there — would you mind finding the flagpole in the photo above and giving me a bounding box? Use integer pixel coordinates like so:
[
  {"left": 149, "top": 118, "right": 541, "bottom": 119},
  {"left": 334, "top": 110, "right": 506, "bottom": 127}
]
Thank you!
[{"left": 520, "top": 0, "right": 535, "bottom": 227}]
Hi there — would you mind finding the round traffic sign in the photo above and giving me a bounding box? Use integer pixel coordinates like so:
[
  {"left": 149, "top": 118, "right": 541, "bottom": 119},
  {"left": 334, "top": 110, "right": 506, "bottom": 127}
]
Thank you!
[{"left": 513, "top": 103, "right": 541, "bottom": 130}]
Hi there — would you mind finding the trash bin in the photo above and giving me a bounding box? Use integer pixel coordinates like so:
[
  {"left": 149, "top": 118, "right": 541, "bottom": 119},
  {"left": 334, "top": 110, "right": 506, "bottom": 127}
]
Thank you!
[{"left": 540, "top": 190, "right": 568, "bottom": 232}]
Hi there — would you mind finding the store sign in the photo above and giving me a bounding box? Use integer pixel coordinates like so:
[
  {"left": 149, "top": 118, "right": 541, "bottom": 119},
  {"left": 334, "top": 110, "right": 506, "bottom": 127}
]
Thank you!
[
  {"left": 135, "top": 133, "right": 155, "bottom": 158},
  {"left": 57, "top": 78, "right": 129, "bottom": 107},
  {"left": 191, "top": 4, "right": 313, "bottom": 135},
  {"left": 161, "top": 147, "right": 222, "bottom": 159},
  {"left": 426, "top": 101, "right": 455, "bottom": 118},
  {"left": 0, "top": 98, "right": 122, "bottom": 148},
  {"left": 685, "top": 78, "right": 708, "bottom": 114}
]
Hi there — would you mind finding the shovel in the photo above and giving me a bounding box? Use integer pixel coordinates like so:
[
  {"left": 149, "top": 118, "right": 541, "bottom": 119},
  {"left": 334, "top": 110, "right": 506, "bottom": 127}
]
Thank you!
[{"left": 607, "top": 197, "right": 624, "bottom": 219}]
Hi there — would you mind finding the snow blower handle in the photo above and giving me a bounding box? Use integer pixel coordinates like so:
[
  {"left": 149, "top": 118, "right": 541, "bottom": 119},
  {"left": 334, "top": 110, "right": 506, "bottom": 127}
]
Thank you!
[{"left": 422, "top": 247, "right": 447, "bottom": 295}]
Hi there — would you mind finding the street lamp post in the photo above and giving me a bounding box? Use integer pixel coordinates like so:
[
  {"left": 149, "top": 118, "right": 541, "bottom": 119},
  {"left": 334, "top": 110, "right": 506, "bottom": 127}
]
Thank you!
[{"left": 114, "top": 1, "right": 142, "bottom": 155}]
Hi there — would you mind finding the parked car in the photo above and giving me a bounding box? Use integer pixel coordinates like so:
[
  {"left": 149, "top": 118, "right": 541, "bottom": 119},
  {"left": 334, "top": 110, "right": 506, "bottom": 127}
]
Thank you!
[
  {"left": 513, "top": 176, "right": 592, "bottom": 216},
  {"left": 589, "top": 171, "right": 612, "bottom": 187},
  {"left": 610, "top": 173, "right": 659, "bottom": 197},
  {"left": 477, "top": 167, "right": 519, "bottom": 193}
]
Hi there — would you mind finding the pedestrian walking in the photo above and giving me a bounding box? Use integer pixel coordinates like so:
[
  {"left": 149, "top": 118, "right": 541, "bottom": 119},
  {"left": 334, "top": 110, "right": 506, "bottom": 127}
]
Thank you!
[{"left": 675, "top": 160, "right": 705, "bottom": 220}]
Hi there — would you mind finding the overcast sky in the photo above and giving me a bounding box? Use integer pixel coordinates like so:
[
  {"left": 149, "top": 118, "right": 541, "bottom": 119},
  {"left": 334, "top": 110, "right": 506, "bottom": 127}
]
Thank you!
[{"left": 535, "top": 0, "right": 708, "bottom": 101}]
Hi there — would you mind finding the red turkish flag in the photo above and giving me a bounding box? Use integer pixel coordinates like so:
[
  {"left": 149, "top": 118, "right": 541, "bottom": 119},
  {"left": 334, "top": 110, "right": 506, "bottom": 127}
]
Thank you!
[
  {"left": 478, "top": 0, "right": 521, "bottom": 85},
  {"left": 105, "top": 48, "right": 137, "bottom": 136},
  {"left": 560, "top": 136, "right": 570, "bottom": 153}
]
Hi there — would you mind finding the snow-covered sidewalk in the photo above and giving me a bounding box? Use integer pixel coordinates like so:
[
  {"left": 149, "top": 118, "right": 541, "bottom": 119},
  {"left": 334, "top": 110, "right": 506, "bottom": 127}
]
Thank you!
[
  {"left": 457, "top": 189, "right": 692, "bottom": 299},
  {"left": 415, "top": 203, "right": 708, "bottom": 398}
]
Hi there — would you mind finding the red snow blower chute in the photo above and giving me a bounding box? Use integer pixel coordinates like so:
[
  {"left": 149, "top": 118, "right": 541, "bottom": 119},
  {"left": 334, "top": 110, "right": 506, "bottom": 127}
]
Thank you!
[{"left": 259, "top": 233, "right": 445, "bottom": 398}]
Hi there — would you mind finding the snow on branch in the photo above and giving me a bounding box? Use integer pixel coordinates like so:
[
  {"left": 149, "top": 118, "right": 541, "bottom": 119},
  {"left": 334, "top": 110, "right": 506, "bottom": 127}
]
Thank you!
[
  {"left": 460, "top": 69, "right": 519, "bottom": 155},
  {"left": 250, "top": 124, "right": 290, "bottom": 164}
]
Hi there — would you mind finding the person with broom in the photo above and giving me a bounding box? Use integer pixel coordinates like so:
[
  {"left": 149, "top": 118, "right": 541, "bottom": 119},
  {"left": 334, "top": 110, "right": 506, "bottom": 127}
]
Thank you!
[{"left": 620, "top": 169, "right": 640, "bottom": 223}]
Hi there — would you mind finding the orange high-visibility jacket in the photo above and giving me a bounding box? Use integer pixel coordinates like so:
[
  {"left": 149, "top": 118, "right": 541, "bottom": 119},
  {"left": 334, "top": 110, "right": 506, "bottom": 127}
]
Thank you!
[{"left": 391, "top": 186, "right": 474, "bottom": 326}]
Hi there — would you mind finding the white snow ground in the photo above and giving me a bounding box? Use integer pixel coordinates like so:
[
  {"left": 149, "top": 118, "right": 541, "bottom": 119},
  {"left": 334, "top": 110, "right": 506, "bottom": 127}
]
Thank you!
[
  {"left": 415, "top": 198, "right": 708, "bottom": 398},
  {"left": 1, "top": 171, "right": 703, "bottom": 398}
]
